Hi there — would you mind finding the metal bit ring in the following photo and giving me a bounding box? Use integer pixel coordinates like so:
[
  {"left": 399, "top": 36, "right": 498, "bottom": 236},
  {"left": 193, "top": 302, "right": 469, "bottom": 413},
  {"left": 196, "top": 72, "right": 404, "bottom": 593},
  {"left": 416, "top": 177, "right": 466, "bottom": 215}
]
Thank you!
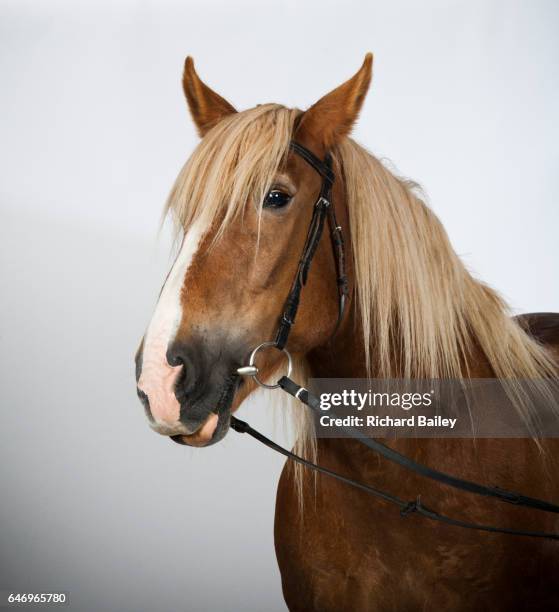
[{"left": 239, "top": 341, "right": 293, "bottom": 389}]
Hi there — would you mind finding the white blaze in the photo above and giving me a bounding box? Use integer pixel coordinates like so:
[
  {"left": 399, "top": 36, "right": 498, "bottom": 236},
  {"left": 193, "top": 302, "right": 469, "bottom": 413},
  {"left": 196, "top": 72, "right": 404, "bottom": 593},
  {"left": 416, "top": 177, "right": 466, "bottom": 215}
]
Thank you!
[{"left": 138, "top": 220, "right": 205, "bottom": 427}]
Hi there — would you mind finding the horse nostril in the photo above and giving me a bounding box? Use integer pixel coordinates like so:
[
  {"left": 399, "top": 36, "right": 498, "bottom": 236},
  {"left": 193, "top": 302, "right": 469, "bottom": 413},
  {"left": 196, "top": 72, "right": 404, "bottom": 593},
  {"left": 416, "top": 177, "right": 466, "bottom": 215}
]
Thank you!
[{"left": 166, "top": 343, "right": 198, "bottom": 395}]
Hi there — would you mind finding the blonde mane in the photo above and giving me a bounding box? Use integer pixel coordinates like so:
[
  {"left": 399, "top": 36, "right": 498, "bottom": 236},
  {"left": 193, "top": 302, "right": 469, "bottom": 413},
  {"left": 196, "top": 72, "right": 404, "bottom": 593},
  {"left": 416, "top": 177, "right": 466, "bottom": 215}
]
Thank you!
[
  {"left": 335, "top": 140, "right": 557, "bottom": 383},
  {"left": 165, "top": 104, "right": 300, "bottom": 242},
  {"left": 166, "top": 105, "right": 557, "bottom": 462}
]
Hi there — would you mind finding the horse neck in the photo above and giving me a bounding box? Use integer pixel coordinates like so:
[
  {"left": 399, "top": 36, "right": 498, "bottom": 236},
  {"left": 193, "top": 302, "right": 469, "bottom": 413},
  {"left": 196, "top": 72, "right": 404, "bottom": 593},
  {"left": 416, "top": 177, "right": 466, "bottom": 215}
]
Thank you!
[
  {"left": 304, "top": 190, "right": 493, "bottom": 381},
  {"left": 303, "top": 291, "right": 507, "bottom": 482},
  {"left": 306, "top": 304, "right": 368, "bottom": 379},
  {"left": 305, "top": 283, "right": 493, "bottom": 380}
]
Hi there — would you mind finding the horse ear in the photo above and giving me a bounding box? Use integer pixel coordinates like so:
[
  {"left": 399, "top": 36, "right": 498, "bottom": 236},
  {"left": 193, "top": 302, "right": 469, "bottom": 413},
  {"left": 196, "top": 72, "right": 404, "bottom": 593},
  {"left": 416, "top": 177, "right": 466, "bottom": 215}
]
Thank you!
[
  {"left": 182, "top": 57, "right": 237, "bottom": 137},
  {"left": 297, "top": 53, "right": 373, "bottom": 150}
]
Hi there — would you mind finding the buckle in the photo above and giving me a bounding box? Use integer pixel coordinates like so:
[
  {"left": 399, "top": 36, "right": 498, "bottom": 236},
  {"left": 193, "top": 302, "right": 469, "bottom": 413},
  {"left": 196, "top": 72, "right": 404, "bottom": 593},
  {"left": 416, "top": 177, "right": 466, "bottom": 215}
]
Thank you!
[{"left": 400, "top": 497, "right": 421, "bottom": 517}]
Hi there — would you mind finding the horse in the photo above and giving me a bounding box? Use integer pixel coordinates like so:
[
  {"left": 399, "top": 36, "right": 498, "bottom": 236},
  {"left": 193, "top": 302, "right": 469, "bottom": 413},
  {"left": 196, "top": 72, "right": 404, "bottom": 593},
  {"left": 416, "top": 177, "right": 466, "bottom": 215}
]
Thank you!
[{"left": 135, "top": 55, "right": 559, "bottom": 611}]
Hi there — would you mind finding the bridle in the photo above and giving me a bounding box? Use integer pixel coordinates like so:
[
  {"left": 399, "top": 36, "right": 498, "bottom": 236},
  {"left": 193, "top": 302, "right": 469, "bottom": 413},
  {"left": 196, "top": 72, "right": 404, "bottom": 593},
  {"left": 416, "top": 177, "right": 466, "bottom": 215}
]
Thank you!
[
  {"left": 236, "top": 141, "right": 349, "bottom": 388},
  {"left": 274, "top": 142, "right": 349, "bottom": 350},
  {"left": 230, "top": 140, "right": 559, "bottom": 541}
]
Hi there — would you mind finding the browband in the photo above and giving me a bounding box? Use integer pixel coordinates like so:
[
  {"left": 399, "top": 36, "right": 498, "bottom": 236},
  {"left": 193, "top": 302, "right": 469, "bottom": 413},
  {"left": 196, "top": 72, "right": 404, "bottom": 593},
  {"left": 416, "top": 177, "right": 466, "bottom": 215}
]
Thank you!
[{"left": 289, "top": 142, "right": 335, "bottom": 186}]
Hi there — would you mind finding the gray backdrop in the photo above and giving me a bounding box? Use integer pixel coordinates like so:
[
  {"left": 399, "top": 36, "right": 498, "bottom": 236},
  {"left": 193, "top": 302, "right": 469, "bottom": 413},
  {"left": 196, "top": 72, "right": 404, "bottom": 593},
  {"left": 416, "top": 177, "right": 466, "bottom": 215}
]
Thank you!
[{"left": 1, "top": 1, "right": 558, "bottom": 610}]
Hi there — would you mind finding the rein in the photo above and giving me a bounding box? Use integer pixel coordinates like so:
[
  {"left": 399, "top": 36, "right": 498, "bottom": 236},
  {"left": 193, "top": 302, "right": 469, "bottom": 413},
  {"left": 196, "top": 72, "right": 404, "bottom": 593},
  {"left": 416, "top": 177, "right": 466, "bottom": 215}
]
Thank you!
[{"left": 232, "top": 140, "right": 559, "bottom": 541}]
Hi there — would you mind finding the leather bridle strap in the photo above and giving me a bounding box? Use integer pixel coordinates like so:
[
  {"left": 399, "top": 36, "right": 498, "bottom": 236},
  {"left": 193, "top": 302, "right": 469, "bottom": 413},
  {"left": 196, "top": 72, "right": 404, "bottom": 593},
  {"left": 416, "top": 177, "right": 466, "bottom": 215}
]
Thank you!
[
  {"left": 274, "top": 142, "right": 349, "bottom": 350},
  {"left": 230, "top": 377, "right": 559, "bottom": 540},
  {"left": 277, "top": 376, "right": 559, "bottom": 515},
  {"left": 230, "top": 414, "right": 558, "bottom": 540},
  {"left": 290, "top": 141, "right": 335, "bottom": 185}
]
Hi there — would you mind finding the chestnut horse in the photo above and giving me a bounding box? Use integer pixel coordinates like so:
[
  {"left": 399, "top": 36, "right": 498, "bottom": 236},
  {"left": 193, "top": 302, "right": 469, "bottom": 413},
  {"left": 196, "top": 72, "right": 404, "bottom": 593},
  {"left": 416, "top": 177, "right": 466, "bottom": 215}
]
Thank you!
[{"left": 136, "top": 55, "right": 559, "bottom": 610}]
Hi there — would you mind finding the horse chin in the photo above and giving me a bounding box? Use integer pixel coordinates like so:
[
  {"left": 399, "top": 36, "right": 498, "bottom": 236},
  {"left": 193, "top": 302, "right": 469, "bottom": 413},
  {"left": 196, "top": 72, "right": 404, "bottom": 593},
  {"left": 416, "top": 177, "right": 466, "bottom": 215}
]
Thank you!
[{"left": 170, "top": 411, "right": 230, "bottom": 447}]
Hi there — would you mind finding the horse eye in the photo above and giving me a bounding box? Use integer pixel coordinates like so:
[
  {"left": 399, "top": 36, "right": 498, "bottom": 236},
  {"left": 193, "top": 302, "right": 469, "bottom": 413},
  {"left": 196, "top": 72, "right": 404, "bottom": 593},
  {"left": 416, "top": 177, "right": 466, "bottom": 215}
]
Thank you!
[{"left": 263, "top": 189, "right": 292, "bottom": 209}]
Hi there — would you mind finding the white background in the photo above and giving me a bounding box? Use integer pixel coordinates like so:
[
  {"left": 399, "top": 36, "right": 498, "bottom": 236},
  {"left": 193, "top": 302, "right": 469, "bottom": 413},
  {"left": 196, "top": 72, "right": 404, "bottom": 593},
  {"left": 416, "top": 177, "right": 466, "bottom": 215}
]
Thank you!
[{"left": 1, "top": 1, "right": 558, "bottom": 610}]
